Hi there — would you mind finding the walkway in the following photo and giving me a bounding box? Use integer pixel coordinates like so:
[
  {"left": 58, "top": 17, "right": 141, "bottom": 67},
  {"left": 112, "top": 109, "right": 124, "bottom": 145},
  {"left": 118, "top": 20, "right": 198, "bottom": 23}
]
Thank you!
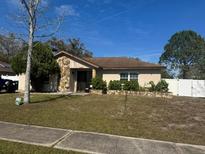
[{"left": 0, "top": 121, "right": 204, "bottom": 154}]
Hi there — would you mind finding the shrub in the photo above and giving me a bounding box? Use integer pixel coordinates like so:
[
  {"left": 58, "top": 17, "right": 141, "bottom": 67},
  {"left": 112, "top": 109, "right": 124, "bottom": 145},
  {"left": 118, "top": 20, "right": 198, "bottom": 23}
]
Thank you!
[
  {"left": 123, "top": 80, "right": 139, "bottom": 91},
  {"left": 149, "top": 81, "right": 156, "bottom": 92},
  {"left": 91, "top": 76, "right": 107, "bottom": 90},
  {"left": 148, "top": 80, "right": 169, "bottom": 92},
  {"left": 109, "top": 80, "right": 122, "bottom": 90},
  {"left": 102, "top": 81, "right": 107, "bottom": 94},
  {"left": 155, "top": 80, "right": 169, "bottom": 92}
]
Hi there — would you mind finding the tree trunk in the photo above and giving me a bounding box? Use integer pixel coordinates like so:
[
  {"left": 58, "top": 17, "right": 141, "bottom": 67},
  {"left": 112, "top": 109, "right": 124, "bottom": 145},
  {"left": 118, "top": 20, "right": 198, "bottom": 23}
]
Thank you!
[{"left": 24, "top": 22, "right": 34, "bottom": 104}]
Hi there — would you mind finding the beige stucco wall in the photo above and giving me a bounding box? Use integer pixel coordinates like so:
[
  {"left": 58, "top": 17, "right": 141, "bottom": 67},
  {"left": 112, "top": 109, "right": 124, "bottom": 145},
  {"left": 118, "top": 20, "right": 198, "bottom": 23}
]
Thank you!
[
  {"left": 18, "top": 73, "right": 33, "bottom": 92},
  {"left": 18, "top": 74, "right": 25, "bottom": 92},
  {"left": 102, "top": 70, "right": 120, "bottom": 84},
  {"left": 138, "top": 73, "right": 161, "bottom": 86},
  {"left": 102, "top": 69, "right": 161, "bottom": 87},
  {"left": 69, "top": 58, "right": 89, "bottom": 69}
]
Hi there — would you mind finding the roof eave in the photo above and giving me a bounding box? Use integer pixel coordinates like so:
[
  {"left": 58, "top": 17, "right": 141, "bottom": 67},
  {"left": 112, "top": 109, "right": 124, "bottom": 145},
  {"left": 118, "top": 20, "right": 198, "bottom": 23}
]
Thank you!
[{"left": 102, "top": 67, "right": 164, "bottom": 70}]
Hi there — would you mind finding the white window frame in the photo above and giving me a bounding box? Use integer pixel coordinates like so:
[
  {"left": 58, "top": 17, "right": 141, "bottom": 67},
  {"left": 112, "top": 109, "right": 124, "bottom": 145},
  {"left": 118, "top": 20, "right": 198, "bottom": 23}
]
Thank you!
[
  {"left": 130, "top": 72, "right": 138, "bottom": 81},
  {"left": 120, "top": 72, "right": 129, "bottom": 81},
  {"left": 120, "top": 72, "right": 139, "bottom": 81}
]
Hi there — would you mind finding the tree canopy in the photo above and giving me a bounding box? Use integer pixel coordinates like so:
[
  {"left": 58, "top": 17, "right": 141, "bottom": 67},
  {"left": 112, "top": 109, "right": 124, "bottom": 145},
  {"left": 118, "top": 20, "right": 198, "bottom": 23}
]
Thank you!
[
  {"left": 0, "top": 33, "right": 24, "bottom": 62},
  {"left": 11, "top": 42, "right": 59, "bottom": 91},
  {"left": 159, "top": 30, "right": 205, "bottom": 79},
  {"left": 47, "top": 37, "right": 93, "bottom": 58}
]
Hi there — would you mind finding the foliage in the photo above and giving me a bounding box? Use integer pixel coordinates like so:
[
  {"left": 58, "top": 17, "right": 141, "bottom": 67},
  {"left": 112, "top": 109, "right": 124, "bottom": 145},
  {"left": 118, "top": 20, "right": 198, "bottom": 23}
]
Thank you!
[
  {"left": 109, "top": 80, "right": 139, "bottom": 91},
  {"left": 91, "top": 76, "right": 107, "bottom": 90},
  {"left": 47, "top": 37, "right": 93, "bottom": 58},
  {"left": 31, "top": 43, "right": 59, "bottom": 78},
  {"left": 155, "top": 80, "right": 169, "bottom": 92},
  {"left": 11, "top": 50, "right": 27, "bottom": 74},
  {"left": 192, "top": 51, "right": 205, "bottom": 79},
  {"left": 102, "top": 82, "right": 107, "bottom": 94},
  {"left": 149, "top": 81, "right": 156, "bottom": 92},
  {"left": 11, "top": 42, "right": 59, "bottom": 91},
  {"left": 161, "top": 69, "right": 173, "bottom": 79},
  {"left": 159, "top": 30, "right": 205, "bottom": 79},
  {"left": 149, "top": 80, "right": 169, "bottom": 92},
  {"left": 108, "top": 80, "right": 122, "bottom": 90},
  {"left": 123, "top": 80, "right": 139, "bottom": 91}
]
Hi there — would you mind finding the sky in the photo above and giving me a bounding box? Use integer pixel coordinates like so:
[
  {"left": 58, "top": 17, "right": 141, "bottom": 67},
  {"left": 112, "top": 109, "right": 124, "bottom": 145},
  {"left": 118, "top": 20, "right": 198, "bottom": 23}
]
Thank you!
[{"left": 0, "top": 0, "right": 205, "bottom": 63}]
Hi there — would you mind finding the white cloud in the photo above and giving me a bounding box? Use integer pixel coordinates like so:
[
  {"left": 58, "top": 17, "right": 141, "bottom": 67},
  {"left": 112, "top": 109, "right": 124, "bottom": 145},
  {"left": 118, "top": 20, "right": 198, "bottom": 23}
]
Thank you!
[{"left": 55, "top": 5, "right": 79, "bottom": 16}]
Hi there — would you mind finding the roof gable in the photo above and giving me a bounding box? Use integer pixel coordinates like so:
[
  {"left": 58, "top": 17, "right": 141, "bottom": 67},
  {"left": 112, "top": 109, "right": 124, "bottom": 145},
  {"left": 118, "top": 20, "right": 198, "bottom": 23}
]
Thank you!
[
  {"left": 55, "top": 51, "right": 100, "bottom": 68},
  {"left": 0, "top": 61, "right": 15, "bottom": 75}
]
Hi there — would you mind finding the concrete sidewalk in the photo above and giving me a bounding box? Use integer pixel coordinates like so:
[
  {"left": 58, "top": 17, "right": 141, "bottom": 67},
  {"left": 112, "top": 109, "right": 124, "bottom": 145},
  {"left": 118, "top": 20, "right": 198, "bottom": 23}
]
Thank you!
[{"left": 0, "top": 121, "right": 205, "bottom": 154}]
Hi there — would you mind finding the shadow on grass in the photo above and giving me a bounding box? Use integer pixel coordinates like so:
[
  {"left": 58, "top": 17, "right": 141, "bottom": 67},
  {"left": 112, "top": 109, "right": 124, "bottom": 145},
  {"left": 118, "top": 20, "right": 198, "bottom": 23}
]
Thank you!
[{"left": 31, "top": 95, "right": 68, "bottom": 104}]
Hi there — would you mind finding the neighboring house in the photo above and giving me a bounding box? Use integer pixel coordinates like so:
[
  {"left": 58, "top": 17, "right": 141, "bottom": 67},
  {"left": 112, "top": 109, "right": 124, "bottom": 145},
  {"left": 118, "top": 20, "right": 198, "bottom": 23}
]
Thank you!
[
  {"left": 0, "top": 61, "right": 26, "bottom": 92},
  {"left": 53, "top": 51, "right": 163, "bottom": 92},
  {"left": 0, "top": 61, "right": 18, "bottom": 92},
  {"left": 0, "top": 61, "right": 15, "bottom": 75}
]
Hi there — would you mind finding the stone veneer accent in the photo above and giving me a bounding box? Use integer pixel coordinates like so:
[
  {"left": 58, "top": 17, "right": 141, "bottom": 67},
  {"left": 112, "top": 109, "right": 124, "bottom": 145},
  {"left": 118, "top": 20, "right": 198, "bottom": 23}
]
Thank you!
[
  {"left": 57, "top": 56, "right": 70, "bottom": 92},
  {"left": 91, "top": 90, "right": 173, "bottom": 98}
]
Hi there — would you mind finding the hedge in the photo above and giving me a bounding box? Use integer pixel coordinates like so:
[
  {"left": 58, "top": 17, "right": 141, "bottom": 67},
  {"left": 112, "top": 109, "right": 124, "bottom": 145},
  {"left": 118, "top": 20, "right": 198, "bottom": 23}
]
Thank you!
[
  {"left": 109, "top": 80, "right": 139, "bottom": 91},
  {"left": 108, "top": 80, "right": 122, "bottom": 90}
]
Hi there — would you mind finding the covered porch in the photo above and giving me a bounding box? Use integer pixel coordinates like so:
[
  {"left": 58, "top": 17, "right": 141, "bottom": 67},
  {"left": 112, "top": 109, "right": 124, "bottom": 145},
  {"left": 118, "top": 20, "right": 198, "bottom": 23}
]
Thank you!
[
  {"left": 55, "top": 51, "right": 99, "bottom": 93},
  {"left": 70, "top": 68, "right": 97, "bottom": 92}
]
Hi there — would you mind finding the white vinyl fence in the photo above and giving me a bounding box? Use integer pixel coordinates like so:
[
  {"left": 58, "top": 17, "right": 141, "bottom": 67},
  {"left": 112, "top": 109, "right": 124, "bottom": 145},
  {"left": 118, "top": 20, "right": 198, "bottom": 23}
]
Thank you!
[{"left": 164, "top": 79, "right": 205, "bottom": 97}]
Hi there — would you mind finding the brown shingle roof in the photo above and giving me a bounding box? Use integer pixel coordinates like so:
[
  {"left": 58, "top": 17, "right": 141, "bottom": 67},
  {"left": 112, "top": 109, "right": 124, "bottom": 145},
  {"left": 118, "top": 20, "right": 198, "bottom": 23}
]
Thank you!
[
  {"left": 86, "top": 57, "right": 163, "bottom": 69},
  {"left": 55, "top": 51, "right": 163, "bottom": 70},
  {"left": 0, "top": 61, "right": 15, "bottom": 75}
]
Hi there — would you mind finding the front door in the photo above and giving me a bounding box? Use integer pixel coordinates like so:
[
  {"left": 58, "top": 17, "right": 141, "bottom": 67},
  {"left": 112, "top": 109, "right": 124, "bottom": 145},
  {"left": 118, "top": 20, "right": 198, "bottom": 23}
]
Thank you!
[{"left": 77, "top": 71, "right": 88, "bottom": 92}]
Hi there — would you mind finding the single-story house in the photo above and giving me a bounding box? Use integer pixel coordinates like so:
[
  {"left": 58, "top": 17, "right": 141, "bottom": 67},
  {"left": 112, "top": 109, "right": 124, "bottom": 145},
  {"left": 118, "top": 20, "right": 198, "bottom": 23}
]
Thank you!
[{"left": 51, "top": 51, "right": 163, "bottom": 92}]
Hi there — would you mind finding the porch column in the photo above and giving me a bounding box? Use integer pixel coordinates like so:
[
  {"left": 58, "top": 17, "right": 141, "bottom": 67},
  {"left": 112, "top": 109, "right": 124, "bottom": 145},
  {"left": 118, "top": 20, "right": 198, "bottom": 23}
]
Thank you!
[{"left": 92, "top": 69, "right": 96, "bottom": 78}]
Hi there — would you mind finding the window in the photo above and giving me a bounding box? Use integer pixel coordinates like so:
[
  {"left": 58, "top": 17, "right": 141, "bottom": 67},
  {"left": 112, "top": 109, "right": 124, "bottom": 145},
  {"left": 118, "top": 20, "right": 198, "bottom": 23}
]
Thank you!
[
  {"left": 130, "top": 73, "right": 138, "bottom": 81},
  {"left": 120, "top": 73, "right": 128, "bottom": 81}
]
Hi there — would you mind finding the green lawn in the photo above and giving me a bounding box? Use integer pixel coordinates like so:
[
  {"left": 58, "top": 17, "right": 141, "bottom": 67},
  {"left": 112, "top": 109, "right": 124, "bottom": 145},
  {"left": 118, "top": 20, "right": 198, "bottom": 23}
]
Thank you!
[
  {"left": 0, "top": 140, "right": 80, "bottom": 154},
  {"left": 0, "top": 93, "right": 205, "bottom": 145}
]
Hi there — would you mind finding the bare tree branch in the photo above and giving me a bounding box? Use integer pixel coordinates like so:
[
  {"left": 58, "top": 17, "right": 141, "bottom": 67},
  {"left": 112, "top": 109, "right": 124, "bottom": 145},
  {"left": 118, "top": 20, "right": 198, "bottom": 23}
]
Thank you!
[{"left": 20, "top": 0, "right": 32, "bottom": 18}]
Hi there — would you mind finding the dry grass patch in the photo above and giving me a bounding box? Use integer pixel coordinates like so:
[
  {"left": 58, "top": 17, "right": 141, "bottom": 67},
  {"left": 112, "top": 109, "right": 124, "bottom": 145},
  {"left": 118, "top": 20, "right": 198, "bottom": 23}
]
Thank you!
[{"left": 0, "top": 93, "right": 205, "bottom": 145}]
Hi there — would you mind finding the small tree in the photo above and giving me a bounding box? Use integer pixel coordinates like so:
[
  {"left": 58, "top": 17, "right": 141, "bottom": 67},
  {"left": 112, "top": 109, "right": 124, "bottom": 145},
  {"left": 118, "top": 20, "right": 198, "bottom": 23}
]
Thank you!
[
  {"left": 12, "top": 0, "right": 64, "bottom": 103},
  {"left": 12, "top": 42, "right": 59, "bottom": 91}
]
